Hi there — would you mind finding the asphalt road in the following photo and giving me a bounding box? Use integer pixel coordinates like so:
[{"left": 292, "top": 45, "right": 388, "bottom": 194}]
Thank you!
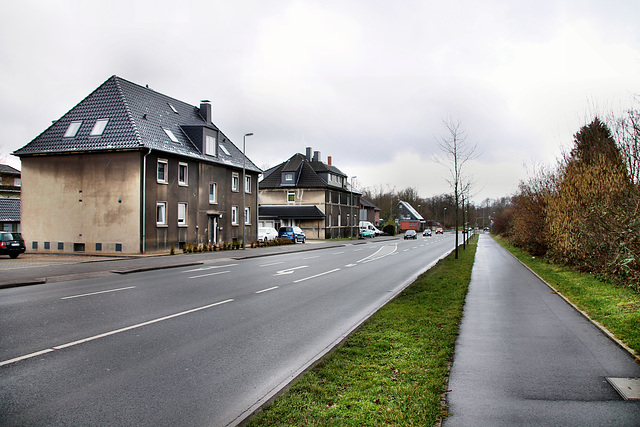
[
  {"left": 0, "top": 233, "right": 455, "bottom": 426},
  {"left": 444, "top": 235, "right": 640, "bottom": 427}
]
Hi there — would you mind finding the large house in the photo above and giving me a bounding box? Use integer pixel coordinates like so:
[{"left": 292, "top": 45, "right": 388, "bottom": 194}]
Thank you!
[
  {"left": 259, "top": 148, "right": 360, "bottom": 239},
  {"left": 0, "top": 164, "right": 21, "bottom": 232},
  {"left": 13, "top": 75, "right": 261, "bottom": 254}
]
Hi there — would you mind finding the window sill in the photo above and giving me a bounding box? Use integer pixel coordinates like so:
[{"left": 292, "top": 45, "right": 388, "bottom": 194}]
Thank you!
[{"left": 156, "top": 224, "right": 168, "bottom": 228}]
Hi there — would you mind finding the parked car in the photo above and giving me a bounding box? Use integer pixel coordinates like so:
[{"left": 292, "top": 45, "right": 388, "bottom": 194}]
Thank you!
[
  {"left": 258, "top": 227, "right": 279, "bottom": 242},
  {"left": 404, "top": 229, "right": 417, "bottom": 239},
  {"left": 359, "top": 228, "right": 375, "bottom": 238},
  {"left": 423, "top": 229, "right": 432, "bottom": 237},
  {"left": 435, "top": 227, "right": 443, "bottom": 234},
  {"left": 0, "top": 232, "right": 26, "bottom": 259},
  {"left": 278, "top": 226, "right": 306, "bottom": 243}
]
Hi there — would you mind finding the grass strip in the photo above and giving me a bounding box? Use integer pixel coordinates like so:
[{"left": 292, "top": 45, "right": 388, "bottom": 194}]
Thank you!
[
  {"left": 246, "top": 236, "right": 477, "bottom": 426},
  {"left": 493, "top": 235, "right": 640, "bottom": 356}
]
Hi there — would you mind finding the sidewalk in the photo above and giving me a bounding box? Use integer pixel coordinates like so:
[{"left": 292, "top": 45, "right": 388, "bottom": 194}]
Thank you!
[
  {"left": 0, "top": 238, "right": 392, "bottom": 289},
  {"left": 444, "top": 235, "right": 640, "bottom": 426}
]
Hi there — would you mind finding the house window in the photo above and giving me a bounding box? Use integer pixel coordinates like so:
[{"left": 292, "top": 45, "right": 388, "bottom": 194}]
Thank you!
[
  {"left": 245, "top": 175, "right": 251, "bottom": 193},
  {"left": 205, "top": 135, "right": 217, "bottom": 156},
  {"left": 63, "top": 121, "right": 82, "bottom": 138},
  {"left": 209, "top": 183, "right": 217, "bottom": 203},
  {"left": 220, "top": 144, "right": 231, "bottom": 156},
  {"left": 178, "top": 203, "right": 187, "bottom": 226},
  {"left": 287, "top": 191, "right": 295, "bottom": 203},
  {"left": 168, "top": 103, "right": 179, "bottom": 114},
  {"left": 178, "top": 162, "right": 188, "bottom": 186},
  {"left": 232, "top": 172, "right": 239, "bottom": 192},
  {"left": 284, "top": 172, "right": 294, "bottom": 182},
  {"left": 157, "top": 159, "right": 168, "bottom": 184},
  {"left": 14, "top": 178, "right": 21, "bottom": 187},
  {"left": 163, "top": 128, "right": 180, "bottom": 143},
  {"left": 156, "top": 202, "right": 167, "bottom": 225},
  {"left": 244, "top": 207, "right": 251, "bottom": 225},
  {"left": 231, "top": 206, "right": 239, "bottom": 225},
  {"left": 90, "top": 119, "right": 109, "bottom": 136}
]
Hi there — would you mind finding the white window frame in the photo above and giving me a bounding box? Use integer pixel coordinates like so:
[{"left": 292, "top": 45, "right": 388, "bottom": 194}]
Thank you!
[
  {"left": 205, "top": 135, "right": 217, "bottom": 156},
  {"left": 156, "top": 202, "right": 167, "bottom": 226},
  {"left": 178, "top": 162, "right": 188, "bottom": 186},
  {"left": 287, "top": 191, "right": 295, "bottom": 203},
  {"left": 231, "top": 206, "right": 239, "bottom": 225},
  {"left": 284, "top": 172, "right": 294, "bottom": 182},
  {"left": 209, "top": 182, "right": 217, "bottom": 204},
  {"left": 232, "top": 172, "right": 239, "bottom": 192},
  {"left": 244, "top": 206, "right": 251, "bottom": 225},
  {"left": 63, "top": 121, "right": 82, "bottom": 138},
  {"left": 245, "top": 175, "right": 251, "bottom": 193},
  {"left": 157, "top": 159, "right": 168, "bottom": 184},
  {"left": 90, "top": 119, "right": 109, "bottom": 136},
  {"left": 178, "top": 202, "right": 187, "bottom": 226}
]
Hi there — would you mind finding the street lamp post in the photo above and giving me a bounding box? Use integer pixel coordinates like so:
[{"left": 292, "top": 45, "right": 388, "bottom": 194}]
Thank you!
[
  {"left": 242, "top": 132, "right": 253, "bottom": 249},
  {"left": 350, "top": 176, "right": 357, "bottom": 239},
  {"left": 443, "top": 207, "right": 447, "bottom": 228}
]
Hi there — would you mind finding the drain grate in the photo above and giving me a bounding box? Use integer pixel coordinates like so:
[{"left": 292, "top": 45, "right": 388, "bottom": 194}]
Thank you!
[{"left": 606, "top": 378, "right": 640, "bottom": 400}]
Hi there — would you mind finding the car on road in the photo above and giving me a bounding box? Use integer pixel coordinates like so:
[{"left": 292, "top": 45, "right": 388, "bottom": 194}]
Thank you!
[
  {"left": 423, "top": 229, "right": 432, "bottom": 237},
  {"left": 359, "top": 228, "right": 375, "bottom": 238},
  {"left": 435, "top": 227, "right": 443, "bottom": 234},
  {"left": 258, "top": 227, "right": 279, "bottom": 242},
  {"left": 278, "top": 226, "right": 306, "bottom": 243},
  {"left": 0, "top": 232, "right": 26, "bottom": 259},
  {"left": 404, "top": 229, "right": 417, "bottom": 240}
]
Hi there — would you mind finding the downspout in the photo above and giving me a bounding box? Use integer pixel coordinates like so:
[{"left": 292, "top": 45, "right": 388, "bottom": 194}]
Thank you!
[{"left": 142, "top": 148, "right": 152, "bottom": 254}]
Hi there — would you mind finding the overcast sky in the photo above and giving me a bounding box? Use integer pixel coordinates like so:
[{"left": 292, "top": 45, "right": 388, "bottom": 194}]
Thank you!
[{"left": 2, "top": 0, "right": 639, "bottom": 203}]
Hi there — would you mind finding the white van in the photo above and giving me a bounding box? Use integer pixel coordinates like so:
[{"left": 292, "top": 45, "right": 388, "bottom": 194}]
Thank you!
[{"left": 359, "top": 221, "right": 383, "bottom": 236}]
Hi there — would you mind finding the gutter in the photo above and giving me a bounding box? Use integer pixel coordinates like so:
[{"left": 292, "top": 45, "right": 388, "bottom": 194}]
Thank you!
[{"left": 142, "top": 148, "right": 152, "bottom": 254}]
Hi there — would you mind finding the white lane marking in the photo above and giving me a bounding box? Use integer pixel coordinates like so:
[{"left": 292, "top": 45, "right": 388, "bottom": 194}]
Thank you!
[
  {"left": 0, "top": 299, "right": 234, "bottom": 367},
  {"left": 274, "top": 266, "right": 308, "bottom": 276},
  {"left": 61, "top": 286, "right": 136, "bottom": 300},
  {"left": 189, "top": 271, "right": 230, "bottom": 279},
  {"left": 332, "top": 251, "right": 345, "bottom": 255},
  {"left": 260, "top": 261, "right": 284, "bottom": 267},
  {"left": 256, "top": 286, "right": 279, "bottom": 294},
  {"left": 353, "top": 248, "right": 364, "bottom": 252},
  {"left": 345, "top": 263, "right": 357, "bottom": 267},
  {"left": 358, "top": 243, "right": 398, "bottom": 263},
  {"left": 303, "top": 255, "right": 320, "bottom": 260},
  {"left": 293, "top": 268, "right": 340, "bottom": 283},
  {"left": 186, "top": 263, "right": 238, "bottom": 272}
]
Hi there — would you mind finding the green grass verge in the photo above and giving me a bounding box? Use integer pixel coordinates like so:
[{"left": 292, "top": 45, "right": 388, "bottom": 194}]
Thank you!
[
  {"left": 493, "top": 235, "right": 640, "bottom": 356},
  {"left": 246, "top": 237, "right": 477, "bottom": 426}
]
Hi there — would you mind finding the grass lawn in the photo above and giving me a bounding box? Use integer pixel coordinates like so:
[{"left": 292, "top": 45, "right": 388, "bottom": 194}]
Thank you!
[
  {"left": 246, "top": 236, "right": 477, "bottom": 426},
  {"left": 493, "top": 235, "right": 640, "bottom": 357}
]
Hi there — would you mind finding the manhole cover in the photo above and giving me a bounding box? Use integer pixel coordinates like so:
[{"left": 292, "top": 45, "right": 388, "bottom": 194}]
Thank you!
[{"left": 607, "top": 377, "right": 640, "bottom": 400}]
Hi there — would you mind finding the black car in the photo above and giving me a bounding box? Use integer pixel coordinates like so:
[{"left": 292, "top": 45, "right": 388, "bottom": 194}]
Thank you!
[
  {"left": 0, "top": 232, "right": 26, "bottom": 259},
  {"left": 404, "top": 230, "right": 417, "bottom": 239}
]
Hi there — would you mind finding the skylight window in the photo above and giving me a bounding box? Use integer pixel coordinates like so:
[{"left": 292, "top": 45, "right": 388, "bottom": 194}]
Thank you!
[
  {"left": 220, "top": 144, "right": 231, "bottom": 156},
  {"left": 90, "top": 119, "right": 109, "bottom": 136},
  {"left": 163, "top": 128, "right": 180, "bottom": 143},
  {"left": 63, "top": 121, "right": 82, "bottom": 138},
  {"left": 168, "top": 103, "right": 179, "bottom": 114}
]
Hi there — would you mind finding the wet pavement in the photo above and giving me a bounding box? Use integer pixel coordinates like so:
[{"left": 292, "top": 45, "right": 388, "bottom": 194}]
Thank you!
[{"left": 444, "top": 234, "right": 640, "bottom": 426}]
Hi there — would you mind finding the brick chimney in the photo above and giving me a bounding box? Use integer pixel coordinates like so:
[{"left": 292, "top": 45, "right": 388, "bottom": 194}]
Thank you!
[{"left": 327, "top": 156, "right": 332, "bottom": 165}]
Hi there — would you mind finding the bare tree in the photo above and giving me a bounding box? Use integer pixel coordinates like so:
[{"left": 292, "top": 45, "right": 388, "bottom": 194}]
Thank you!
[{"left": 435, "top": 117, "right": 479, "bottom": 259}]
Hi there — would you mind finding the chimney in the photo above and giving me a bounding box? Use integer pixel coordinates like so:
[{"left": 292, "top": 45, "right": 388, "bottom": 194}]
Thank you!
[
  {"left": 306, "top": 147, "right": 312, "bottom": 161},
  {"left": 313, "top": 151, "right": 320, "bottom": 162},
  {"left": 327, "top": 156, "right": 332, "bottom": 166},
  {"left": 199, "top": 100, "right": 212, "bottom": 123}
]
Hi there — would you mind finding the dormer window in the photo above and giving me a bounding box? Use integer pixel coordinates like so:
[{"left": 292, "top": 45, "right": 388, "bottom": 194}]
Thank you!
[
  {"left": 205, "top": 135, "right": 216, "bottom": 156},
  {"left": 90, "top": 119, "right": 109, "bottom": 136},
  {"left": 63, "top": 121, "right": 82, "bottom": 138},
  {"left": 163, "top": 128, "right": 180, "bottom": 143},
  {"left": 284, "top": 173, "right": 294, "bottom": 182}
]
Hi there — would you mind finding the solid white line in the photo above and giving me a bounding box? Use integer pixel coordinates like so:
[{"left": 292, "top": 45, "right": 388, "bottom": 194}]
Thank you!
[
  {"left": 0, "top": 299, "right": 234, "bottom": 367},
  {"left": 188, "top": 271, "right": 230, "bottom": 279},
  {"left": 256, "top": 286, "right": 279, "bottom": 294},
  {"left": 293, "top": 268, "right": 340, "bottom": 283},
  {"left": 61, "top": 286, "right": 136, "bottom": 300}
]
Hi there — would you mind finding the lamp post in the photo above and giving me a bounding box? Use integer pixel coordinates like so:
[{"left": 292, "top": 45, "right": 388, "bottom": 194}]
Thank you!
[
  {"left": 242, "top": 132, "right": 253, "bottom": 249},
  {"left": 443, "top": 207, "right": 447, "bottom": 228},
  {"left": 350, "top": 176, "right": 357, "bottom": 239}
]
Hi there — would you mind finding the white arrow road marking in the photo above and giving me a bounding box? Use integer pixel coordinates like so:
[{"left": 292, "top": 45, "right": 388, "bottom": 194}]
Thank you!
[{"left": 274, "top": 266, "right": 308, "bottom": 276}]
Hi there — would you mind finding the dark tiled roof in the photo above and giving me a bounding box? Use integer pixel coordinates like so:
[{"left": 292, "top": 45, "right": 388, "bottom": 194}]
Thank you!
[
  {"left": 13, "top": 75, "right": 260, "bottom": 173},
  {"left": 360, "top": 196, "right": 380, "bottom": 210},
  {"left": 0, "top": 164, "right": 20, "bottom": 175},
  {"left": 0, "top": 198, "right": 20, "bottom": 221},
  {"left": 259, "top": 205, "right": 325, "bottom": 220},
  {"left": 259, "top": 152, "right": 346, "bottom": 189}
]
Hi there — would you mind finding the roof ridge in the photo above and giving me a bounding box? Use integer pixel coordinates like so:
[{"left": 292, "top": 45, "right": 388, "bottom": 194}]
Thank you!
[{"left": 112, "top": 76, "right": 143, "bottom": 146}]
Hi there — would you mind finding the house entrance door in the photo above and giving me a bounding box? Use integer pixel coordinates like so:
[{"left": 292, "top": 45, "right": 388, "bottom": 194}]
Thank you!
[{"left": 208, "top": 216, "right": 218, "bottom": 245}]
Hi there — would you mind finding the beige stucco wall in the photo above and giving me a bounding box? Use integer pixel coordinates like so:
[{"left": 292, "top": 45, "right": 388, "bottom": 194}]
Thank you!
[
  {"left": 259, "top": 188, "right": 326, "bottom": 211},
  {"left": 21, "top": 152, "right": 141, "bottom": 254}
]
